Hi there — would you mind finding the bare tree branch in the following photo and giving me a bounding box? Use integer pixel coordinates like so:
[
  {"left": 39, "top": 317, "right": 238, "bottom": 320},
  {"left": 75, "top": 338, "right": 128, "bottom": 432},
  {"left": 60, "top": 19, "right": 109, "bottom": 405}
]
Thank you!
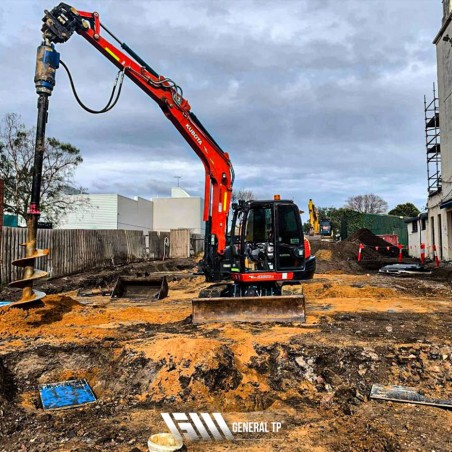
[
  {"left": 0, "top": 113, "right": 86, "bottom": 224},
  {"left": 344, "top": 193, "right": 388, "bottom": 214},
  {"left": 232, "top": 189, "right": 255, "bottom": 202}
]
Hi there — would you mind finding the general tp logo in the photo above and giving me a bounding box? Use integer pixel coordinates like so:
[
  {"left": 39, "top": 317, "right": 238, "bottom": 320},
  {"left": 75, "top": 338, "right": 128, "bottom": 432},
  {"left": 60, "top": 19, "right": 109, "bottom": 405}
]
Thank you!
[
  {"left": 161, "top": 412, "right": 283, "bottom": 442},
  {"left": 161, "top": 412, "right": 234, "bottom": 441}
]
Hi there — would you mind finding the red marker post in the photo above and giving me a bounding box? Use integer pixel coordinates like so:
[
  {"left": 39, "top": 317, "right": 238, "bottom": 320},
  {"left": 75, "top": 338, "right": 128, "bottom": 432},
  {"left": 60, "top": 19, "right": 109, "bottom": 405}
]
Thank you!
[
  {"left": 433, "top": 244, "right": 440, "bottom": 268},
  {"left": 420, "top": 243, "right": 425, "bottom": 265},
  {"left": 398, "top": 244, "right": 403, "bottom": 263},
  {"left": 358, "top": 243, "right": 364, "bottom": 262}
]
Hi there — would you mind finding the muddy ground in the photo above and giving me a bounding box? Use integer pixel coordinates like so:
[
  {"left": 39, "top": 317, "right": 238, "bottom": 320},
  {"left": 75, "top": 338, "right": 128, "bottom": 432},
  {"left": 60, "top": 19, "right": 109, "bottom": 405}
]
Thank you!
[{"left": 0, "top": 245, "right": 451, "bottom": 451}]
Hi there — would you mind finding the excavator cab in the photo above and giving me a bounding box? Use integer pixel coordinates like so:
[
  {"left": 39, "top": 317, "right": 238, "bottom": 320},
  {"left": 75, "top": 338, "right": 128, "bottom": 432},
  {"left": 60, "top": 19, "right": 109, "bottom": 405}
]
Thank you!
[
  {"left": 230, "top": 200, "right": 313, "bottom": 285},
  {"left": 192, "top": 199, "right": 316, "bottom": 323}
]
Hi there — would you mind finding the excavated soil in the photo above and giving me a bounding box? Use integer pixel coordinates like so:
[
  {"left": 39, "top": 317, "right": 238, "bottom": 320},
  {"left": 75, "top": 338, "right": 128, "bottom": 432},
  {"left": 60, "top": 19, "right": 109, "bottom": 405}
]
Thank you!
[{"left": 0, "top": 252, "right": 451, "bottom": 451}]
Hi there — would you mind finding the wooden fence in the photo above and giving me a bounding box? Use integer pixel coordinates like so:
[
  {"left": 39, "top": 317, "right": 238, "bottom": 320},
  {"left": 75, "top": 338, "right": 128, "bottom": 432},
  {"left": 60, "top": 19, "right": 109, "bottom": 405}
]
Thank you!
[
  {"left": 0, "top": 227, "right": 205, "bottom": 285},
  {"left": 0, "top": 227, "right": 145, "bottom": 285}
]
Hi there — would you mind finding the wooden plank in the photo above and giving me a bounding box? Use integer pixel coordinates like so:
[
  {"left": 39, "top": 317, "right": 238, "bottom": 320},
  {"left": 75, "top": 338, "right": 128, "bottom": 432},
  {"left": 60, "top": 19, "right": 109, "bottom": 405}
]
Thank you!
[{"left": 170, "top": 229, "right": 190, "bottom": 258}]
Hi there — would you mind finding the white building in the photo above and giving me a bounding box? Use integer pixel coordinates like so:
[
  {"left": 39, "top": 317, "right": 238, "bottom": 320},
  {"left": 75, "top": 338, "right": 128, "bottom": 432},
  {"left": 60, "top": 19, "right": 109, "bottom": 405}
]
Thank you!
[
  {"left": 405, "top": 213, "right": 429, "bottom": 259},
  {"left": 56, "top": 188, "right": 204, "bottom": 234},
  {"left": 425, "top": 1, "right": 452, "bottom": 261},
  {"left": 152, "top": 187, "right": 204, "bottom": 234},
  {"left": 57, "top": 194, "right": 153, "bottom": 232}
]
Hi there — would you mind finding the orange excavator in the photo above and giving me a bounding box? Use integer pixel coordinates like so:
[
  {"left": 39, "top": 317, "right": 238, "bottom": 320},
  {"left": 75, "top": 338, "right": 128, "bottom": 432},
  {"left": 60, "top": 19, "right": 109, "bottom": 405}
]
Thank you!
[{"left": 9, "top": 3, "right": 315, "bottom": 322}]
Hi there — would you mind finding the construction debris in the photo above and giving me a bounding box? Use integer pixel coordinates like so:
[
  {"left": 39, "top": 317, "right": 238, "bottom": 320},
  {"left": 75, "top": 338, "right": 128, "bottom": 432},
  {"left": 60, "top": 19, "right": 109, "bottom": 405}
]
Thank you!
[
  {"left": 379, "top": 264, "right": 432, "bottom": 276},
  {"left": 370, "top": 384, "right": 452, "bottom": 409}
]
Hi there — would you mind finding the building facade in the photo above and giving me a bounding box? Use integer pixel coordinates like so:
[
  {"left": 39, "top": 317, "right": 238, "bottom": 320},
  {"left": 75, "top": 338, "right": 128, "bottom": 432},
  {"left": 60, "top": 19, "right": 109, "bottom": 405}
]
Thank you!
[
  {"left": 56, "top": 188, "right": 204, "bottom": 234},
  {"left": 405, "top": 213, "right": 429, "bottom": 259},
  {"left": 152, "top": 187, "right": 204, "bottom": 234},
  {"left": 57, "top": 194, "right": 153, "bottom": 232},
  {"left": 426, "top": 2, "right": 452, "bottom": 260}
]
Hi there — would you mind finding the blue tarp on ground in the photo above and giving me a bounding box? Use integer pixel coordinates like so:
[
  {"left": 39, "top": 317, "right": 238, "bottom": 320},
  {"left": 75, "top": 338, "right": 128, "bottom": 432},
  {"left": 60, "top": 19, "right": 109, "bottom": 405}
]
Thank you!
[{"left": 39, "top": 379, "right": 96, "bottom": 410}]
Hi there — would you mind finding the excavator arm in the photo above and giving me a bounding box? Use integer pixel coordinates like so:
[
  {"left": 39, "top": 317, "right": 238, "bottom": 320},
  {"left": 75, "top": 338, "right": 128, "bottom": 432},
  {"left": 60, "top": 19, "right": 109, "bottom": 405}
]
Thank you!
[{"left": 40, "top": 3, "right": 234, "bottom": 278}]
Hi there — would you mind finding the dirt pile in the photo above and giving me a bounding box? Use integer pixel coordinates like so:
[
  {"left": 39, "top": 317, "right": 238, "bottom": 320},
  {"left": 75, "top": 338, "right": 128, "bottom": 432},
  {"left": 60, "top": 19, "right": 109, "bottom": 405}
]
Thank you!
[
  {"left": 311, "top": 240, "right": 382, "bottom": 273},
  {"left": 347, "top": 228, "right": 398, "bottom": 257},
  {"left": 310, "top": 227, "right": 418, "bottom": 273}
]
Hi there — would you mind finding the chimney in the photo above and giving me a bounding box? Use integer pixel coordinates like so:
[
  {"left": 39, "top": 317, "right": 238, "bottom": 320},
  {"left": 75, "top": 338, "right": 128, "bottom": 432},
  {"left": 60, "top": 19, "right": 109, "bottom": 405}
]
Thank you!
[{"left": 443, "top": 0, "right": 452, "bottom": 23}]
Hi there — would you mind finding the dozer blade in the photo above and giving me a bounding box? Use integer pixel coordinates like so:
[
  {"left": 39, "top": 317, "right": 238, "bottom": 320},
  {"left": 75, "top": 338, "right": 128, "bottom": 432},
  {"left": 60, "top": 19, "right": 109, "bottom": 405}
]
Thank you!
[
  {"left": 111, "top": 275, "right": 169, "bottom": 301},
  {"left": 192, "top": 294, "right": 306, "bottom": 324}
]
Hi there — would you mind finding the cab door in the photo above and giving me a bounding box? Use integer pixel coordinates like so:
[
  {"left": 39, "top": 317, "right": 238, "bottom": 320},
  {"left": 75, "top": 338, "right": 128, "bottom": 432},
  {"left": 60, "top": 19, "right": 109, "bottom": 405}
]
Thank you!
[{"left": 275, "top": 203, "right": 305, "bottom": 271}]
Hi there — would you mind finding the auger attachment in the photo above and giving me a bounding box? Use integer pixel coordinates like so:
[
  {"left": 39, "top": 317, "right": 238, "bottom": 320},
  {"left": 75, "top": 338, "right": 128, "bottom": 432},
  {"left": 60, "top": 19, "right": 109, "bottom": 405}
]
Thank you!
[
  {"left": 8, "top": 246, "right": 49, "bottom": 306},
  {"left": 5, "top": 42, "right": 60, "bottom": 308}
]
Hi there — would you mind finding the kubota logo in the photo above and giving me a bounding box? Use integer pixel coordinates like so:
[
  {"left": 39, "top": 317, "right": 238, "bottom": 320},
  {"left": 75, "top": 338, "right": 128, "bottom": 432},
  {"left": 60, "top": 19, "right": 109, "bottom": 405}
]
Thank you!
[
  {"left": 186, "top": 124, "right": 202, "bottom": 145},
  {"left": 161, "top": 412, "right": 234, "bottom": 441}
]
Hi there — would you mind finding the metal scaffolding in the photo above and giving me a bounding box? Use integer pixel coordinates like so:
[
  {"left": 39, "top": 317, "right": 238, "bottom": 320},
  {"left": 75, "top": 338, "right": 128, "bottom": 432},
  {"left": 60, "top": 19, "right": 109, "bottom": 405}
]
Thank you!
[{"left": 425, "top": 83, "right": 442, "bottom": 196}]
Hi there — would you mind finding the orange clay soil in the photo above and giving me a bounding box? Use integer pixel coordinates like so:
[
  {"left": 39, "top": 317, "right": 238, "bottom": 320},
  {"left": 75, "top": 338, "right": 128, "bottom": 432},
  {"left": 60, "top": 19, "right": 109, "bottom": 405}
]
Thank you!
[
  {"left": 0, "top": 293, "right": 191, "bottom": 346},
  {"left": 1, "top": 271, "right": 451, "bottom": 451},
  {"left": 1, "top": 274, "right": 448, "bottom": 347}
]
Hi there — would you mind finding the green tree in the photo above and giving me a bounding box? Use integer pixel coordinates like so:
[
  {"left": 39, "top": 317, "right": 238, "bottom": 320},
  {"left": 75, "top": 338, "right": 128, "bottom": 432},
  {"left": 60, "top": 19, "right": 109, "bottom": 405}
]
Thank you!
[
  {"left": 388, "top": 203, "right": 420, "bottom": 217},
  {"left": 0, "top": 113, "right": 85, "bottom": 224}
]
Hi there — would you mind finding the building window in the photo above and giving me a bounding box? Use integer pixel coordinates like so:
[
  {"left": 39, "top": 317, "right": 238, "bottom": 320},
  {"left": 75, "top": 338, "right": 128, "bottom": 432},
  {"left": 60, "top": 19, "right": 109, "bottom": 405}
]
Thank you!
[
  {"left": 421, "top": 218, "right": 427, "bottom": 230},
  {"left": 411, "top": 222, "right": 418, "bottom": 233}
]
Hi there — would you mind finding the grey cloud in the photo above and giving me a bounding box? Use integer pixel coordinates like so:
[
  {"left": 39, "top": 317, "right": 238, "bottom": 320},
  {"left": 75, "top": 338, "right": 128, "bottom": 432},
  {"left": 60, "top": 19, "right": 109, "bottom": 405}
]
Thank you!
[{"left": 0, "top": 0, "right": 442, "bottom": 212}]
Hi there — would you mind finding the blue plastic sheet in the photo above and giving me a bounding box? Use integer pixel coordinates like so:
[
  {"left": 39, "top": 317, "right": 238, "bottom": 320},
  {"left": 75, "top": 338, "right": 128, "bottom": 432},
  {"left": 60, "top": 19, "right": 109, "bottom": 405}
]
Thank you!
[
  {"left": 0, "top": 302, "right": 12, "bottom": 307},
  {"left": 39, "top": 379, "right": 96, "bottom": 410}
]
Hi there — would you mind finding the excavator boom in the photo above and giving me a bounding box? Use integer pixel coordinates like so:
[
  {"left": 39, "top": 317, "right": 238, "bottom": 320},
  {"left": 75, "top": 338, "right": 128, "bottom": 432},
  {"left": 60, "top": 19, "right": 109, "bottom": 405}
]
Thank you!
[{"left": 41, "top": 2, "right": 234, "bottom": 280}]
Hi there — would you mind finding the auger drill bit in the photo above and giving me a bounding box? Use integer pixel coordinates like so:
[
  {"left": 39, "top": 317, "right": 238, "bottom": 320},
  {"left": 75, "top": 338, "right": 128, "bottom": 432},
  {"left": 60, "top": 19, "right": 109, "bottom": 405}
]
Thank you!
[{"left": 7, "top": 41, "right": 60, "bottom": 307}]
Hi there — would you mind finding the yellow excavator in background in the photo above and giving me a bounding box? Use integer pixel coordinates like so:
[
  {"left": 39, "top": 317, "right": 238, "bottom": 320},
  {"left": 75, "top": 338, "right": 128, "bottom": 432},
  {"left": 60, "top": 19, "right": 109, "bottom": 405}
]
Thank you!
[
  {"left": 308, "top": 199, "right": 320, "bottom": 236},
  {"left": 308, "top": 199, "right": 333, "bottom": 239}
]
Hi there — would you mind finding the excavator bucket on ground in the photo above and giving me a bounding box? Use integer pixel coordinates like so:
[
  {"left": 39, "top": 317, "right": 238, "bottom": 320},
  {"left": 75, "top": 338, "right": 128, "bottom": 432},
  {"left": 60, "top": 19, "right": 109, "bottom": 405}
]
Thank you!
[
  {"left": 111, "top": 275, "right": 169, "bottom": 301},
  {"left": 192, "top": 293, "right": 306, "bottom": 324}
]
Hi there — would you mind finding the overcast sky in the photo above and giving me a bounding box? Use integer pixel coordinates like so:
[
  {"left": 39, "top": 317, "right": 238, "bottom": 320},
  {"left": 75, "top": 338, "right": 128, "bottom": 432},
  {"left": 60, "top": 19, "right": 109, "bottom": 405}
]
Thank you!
[{"left": 0, "top": 0, "right": 443, "bottom": 212}]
